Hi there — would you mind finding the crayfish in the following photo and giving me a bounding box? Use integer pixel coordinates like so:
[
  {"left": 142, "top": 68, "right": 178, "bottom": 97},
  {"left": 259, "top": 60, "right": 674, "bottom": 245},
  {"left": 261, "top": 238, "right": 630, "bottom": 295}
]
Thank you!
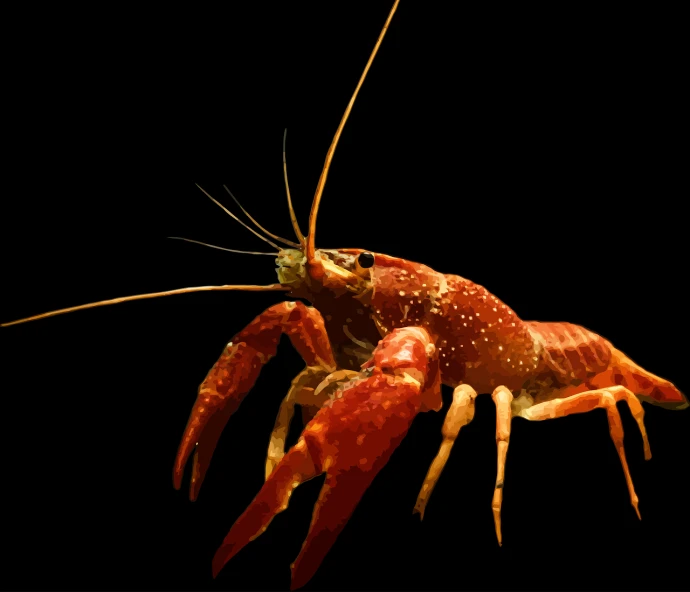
[{"left": 2, "top": 1, "right": 686, "bottom": 590}]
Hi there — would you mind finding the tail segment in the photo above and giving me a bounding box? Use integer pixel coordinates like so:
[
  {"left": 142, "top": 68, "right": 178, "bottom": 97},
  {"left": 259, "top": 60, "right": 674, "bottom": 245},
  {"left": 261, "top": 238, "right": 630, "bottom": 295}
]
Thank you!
[{"left": 610, "top": 349, "right": 688, "bottom": 410}]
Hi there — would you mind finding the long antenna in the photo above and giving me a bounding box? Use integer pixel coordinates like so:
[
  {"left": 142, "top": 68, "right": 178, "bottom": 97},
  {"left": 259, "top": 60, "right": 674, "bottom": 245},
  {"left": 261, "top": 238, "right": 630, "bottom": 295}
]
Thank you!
[
  {"left": 222, "top": 185, "right": 299, "bottom": 249},
  {"left": 1, "top": 284, "right": 288, "bottom": 327},
  {"left": 283, "top": 129, "right": 306, "bottom": 246},
  {"left": 306, "top": 0, "right": 400, "bottom": 262}
]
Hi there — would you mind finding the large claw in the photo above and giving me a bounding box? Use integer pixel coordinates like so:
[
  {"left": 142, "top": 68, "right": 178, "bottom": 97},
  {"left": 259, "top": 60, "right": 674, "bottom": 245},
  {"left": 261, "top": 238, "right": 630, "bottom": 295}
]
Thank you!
[
  {"left": 173, "top": 302, "right": 336, "bottom": 501},
  {"left": 173, "top": 340, "right": 269, "bottom": 500},
  {"left": 211, "top": 326, "right": 439, "bottom": 589}
]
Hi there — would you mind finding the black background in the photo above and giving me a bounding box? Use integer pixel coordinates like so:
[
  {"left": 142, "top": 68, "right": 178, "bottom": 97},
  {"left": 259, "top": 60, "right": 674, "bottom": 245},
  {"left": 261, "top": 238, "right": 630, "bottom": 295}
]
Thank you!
[{"left": 1, "top": 3, "right": 688, "bottom": 591}]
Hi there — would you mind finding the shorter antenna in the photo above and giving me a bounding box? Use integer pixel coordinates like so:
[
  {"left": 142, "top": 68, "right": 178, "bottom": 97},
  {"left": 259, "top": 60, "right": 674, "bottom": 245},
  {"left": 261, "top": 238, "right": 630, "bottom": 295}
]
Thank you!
[
  {"left": 196, "top": 184, "right": 282, "bottom": 251},
  {"left": 284, "top": 129, "right": 306, "bottom": 246},
  {"left": 222, "top": 185, "right": 299, "bottom": 249},
  {"left": 168, "top": 237, "right": 277, "bottom": 256}
]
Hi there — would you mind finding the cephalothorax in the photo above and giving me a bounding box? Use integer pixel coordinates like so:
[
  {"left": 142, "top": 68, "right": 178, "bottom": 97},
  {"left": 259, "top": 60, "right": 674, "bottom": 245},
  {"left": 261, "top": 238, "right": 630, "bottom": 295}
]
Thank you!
[{"left": 2, "top": 1, "right": 686, "bottom": 590}]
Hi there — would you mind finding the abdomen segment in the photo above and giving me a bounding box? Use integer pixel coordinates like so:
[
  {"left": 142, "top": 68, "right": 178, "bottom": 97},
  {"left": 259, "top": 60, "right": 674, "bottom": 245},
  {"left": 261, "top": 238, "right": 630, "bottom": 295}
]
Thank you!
[
  {"left": 527, "top": 321, "right": 613, "bottom": 384},
  {"left": 527, "top": 321, "right": 687, "bottom": 409}
]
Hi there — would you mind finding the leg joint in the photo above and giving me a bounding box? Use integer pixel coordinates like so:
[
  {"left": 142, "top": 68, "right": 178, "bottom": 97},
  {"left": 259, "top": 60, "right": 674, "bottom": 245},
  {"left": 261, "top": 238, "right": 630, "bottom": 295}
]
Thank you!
[
  {"left": 601, "top": 391, "right": 617, "bottom": 409},
  {"left": 454, "top": 384, "right": 478, "bottom": 401},
  {"left": 496, "top": 433, "right": 510, "bottom": 445}
]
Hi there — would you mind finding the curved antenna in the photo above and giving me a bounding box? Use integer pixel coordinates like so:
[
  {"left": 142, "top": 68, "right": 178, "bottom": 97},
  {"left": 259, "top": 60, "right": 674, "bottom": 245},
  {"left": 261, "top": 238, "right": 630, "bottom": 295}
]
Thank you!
[
  {"left": 306, "top": 0, "right": 400, "bottom": 262},
  {"left": 196, "top": 184, "right": 282, "bottom": 251},
  {"left": 283, "top": 129, "right": 306, "bottom": 246},
  {"left": 1, "top": 284, "right": 288, "bottom": 327},
  {"left": 168, "top": 237, "right": 278, "bottom": 256},
  {"left": 222, "top": 185, "right": 300, "bottom": 249}
]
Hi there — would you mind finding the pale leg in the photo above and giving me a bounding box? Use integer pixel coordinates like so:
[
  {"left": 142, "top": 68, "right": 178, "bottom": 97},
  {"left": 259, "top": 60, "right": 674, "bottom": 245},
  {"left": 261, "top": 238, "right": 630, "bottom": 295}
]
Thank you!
[
  {"left": 491, "top": 385, "right": 513, "bottom": 545},
  {"left": 413, "top": 384, "right": 478, "bottom": 519},
  {"left": 519, "top": 385, "right": 647, "bottom": 518}
]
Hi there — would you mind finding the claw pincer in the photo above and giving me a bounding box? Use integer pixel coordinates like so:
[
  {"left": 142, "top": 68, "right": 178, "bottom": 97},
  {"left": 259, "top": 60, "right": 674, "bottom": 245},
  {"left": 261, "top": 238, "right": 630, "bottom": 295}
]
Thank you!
[{"left": 173, "top": 301, "right": 336, "bottom": 500}]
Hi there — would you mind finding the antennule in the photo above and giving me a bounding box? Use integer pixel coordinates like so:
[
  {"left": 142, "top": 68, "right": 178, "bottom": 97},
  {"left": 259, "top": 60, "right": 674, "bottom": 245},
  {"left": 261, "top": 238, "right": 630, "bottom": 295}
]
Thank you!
[
  {"left": 222, "top": 185, "right": 299, "bottom": 249},
  {"left": 1, "top": 284, "right": 289, "bottom": 327},
  {"left": 168, "top": 236, "right": 278, "bottom": 256},
  {"left": 284, "top": 129, "right": 306, "bottom": 246},
  {"left": 196, "top": 184, "right": 282, "bottom": 251},
  {"left": 306, "top": 0, "right": 400, "bottom": 263}
]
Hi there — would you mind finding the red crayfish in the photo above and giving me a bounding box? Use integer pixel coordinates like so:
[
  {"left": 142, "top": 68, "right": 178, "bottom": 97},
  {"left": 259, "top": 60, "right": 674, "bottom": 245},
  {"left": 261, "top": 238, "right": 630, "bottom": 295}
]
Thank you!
[{"left": 3, "top": 1, "right": 686, "bottom": 589}]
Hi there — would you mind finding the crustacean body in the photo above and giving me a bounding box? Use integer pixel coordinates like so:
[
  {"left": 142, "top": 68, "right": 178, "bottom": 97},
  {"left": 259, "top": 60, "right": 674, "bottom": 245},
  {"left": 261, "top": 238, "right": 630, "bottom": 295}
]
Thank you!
[
  {"left": 171, "top": 248, "right": 686, "bottom": 589},
  {"left": 2, "top": 1, "right": 686, "bottom": 590}
]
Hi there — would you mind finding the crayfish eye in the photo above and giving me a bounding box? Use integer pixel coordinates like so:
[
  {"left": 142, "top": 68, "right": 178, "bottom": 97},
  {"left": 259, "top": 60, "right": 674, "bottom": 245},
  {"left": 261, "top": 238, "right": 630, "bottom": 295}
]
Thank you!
[{"left": 358, "top": 252, "right": 375, "bottom": 268}]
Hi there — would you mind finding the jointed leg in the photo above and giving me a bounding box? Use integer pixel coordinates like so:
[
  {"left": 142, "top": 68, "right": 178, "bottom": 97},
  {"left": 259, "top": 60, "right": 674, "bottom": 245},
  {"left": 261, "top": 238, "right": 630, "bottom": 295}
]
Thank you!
[
  {"left": 413, "top": 384, "right": 477, "bottom": 519},
  {"left": 491, "top": 386, "right": 513, "bottom": 545},
  {"left": 265, "top": 367, "right": 328, "bottom": 480},
  {"left": 600, "top": 384, "right": 651, "bottom": 460},
  {"left": 265, "top": 368, "right": 360, "bottom": 479},
  {"left": 519, "top": 385, "right": 646, "bottom": 519}
]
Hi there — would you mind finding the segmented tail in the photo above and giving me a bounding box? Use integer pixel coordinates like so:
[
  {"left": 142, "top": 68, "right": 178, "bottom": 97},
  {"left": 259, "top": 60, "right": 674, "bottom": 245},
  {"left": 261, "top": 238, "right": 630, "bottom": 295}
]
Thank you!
[{"left": 610, "top": 349, "right": 688, "bottom": 410}]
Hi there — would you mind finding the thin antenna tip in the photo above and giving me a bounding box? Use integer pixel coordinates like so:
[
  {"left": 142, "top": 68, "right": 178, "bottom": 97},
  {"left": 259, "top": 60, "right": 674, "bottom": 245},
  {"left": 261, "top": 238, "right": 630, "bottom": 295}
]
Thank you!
[{"left": 167, "top": 236, "right": 277, "bottom": 256}]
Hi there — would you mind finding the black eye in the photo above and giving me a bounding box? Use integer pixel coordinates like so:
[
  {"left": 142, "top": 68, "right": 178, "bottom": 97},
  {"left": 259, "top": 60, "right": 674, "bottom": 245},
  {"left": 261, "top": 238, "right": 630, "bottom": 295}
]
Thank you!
[{"left": 358, "top": 252, "right": 375, "bottom": 268}]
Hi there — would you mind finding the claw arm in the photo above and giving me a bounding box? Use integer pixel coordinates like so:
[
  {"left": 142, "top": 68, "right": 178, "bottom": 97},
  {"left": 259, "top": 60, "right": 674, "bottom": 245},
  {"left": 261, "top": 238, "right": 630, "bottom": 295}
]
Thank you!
[
  {"left": 211, "top": 326, "right": 440, "bottom": 589},
  {"left": 173, "top": 301, "right": 336, "bottom": 500}
]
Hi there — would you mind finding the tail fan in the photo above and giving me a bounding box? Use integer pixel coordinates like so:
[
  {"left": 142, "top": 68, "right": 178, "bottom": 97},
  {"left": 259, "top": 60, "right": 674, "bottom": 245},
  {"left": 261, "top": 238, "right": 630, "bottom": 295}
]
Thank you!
[{"left": 610, "top": 349, "right": 687, "bottom": 410}]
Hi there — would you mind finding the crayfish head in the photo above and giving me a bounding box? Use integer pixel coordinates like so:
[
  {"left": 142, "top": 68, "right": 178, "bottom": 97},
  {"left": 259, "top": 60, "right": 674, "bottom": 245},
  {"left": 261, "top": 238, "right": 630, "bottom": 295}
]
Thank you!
[
  {"left": 276, "top": 248, "right": 307, "bottom": 288},
  {"left": 276, "top": 248, "right": 374, "bottom": 301}
]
